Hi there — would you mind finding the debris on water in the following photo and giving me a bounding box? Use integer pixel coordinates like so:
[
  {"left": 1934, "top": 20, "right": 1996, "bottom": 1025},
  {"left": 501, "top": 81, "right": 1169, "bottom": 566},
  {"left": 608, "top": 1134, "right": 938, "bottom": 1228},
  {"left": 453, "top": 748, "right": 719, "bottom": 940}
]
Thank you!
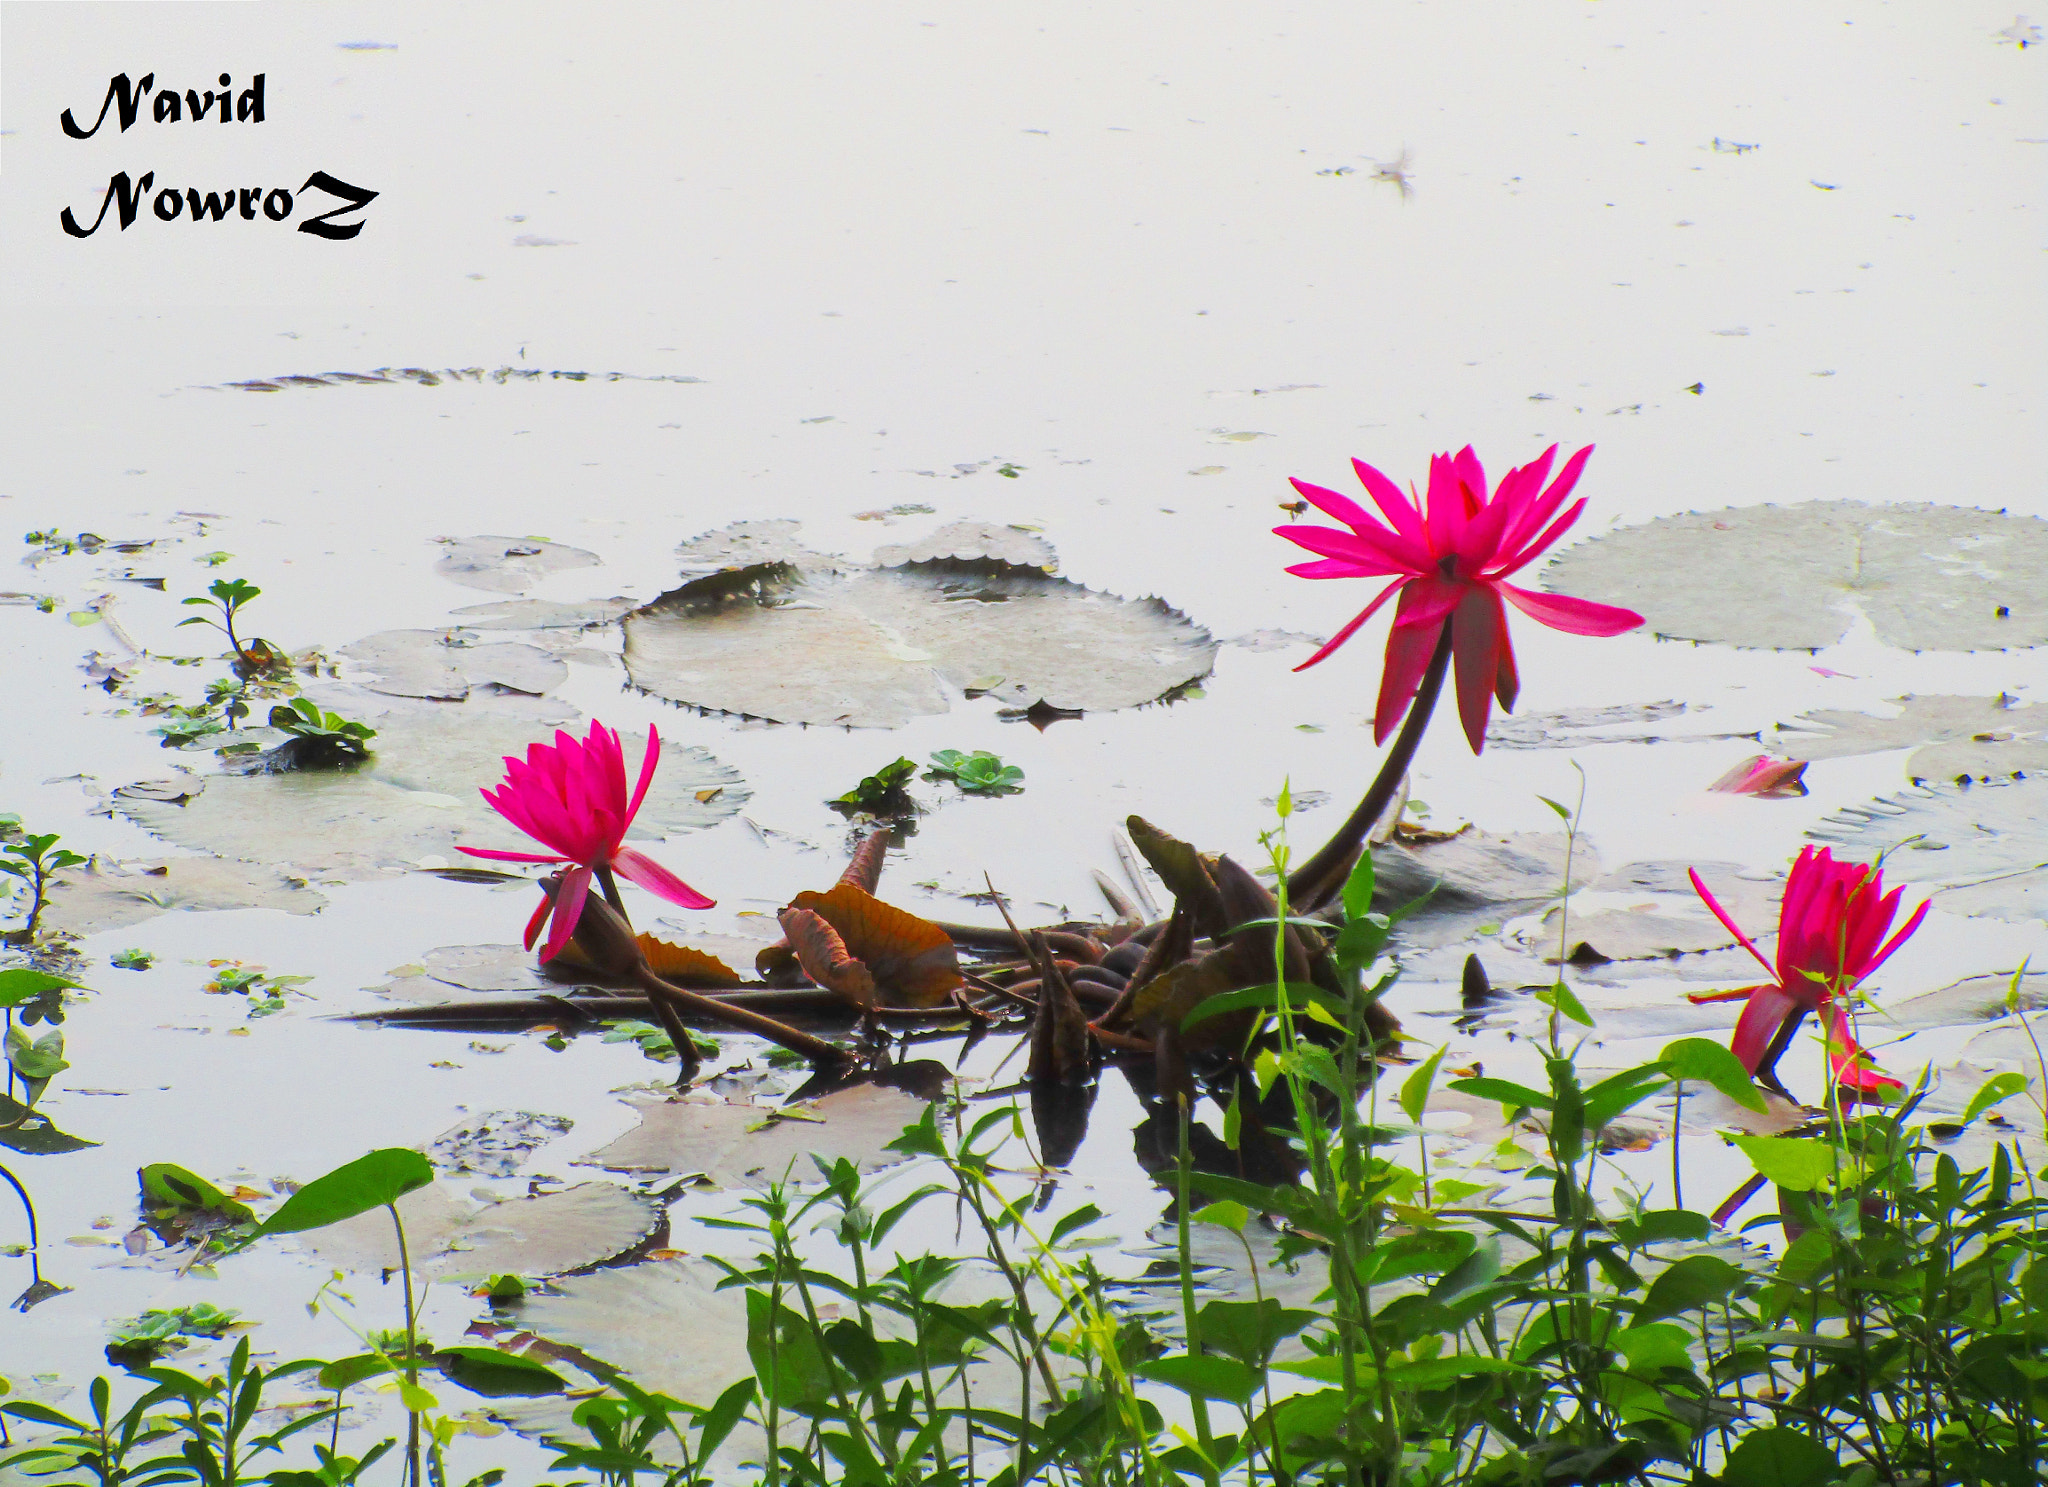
[
  {"left": 213, "top": 368, "right": 703, "bottom": 393},
  {"left": 1707, "top": 756, "right": 1809, "bottom": 797},
  {"left": 1543, "top": 501, "right": 2048, "bottom": 652}
]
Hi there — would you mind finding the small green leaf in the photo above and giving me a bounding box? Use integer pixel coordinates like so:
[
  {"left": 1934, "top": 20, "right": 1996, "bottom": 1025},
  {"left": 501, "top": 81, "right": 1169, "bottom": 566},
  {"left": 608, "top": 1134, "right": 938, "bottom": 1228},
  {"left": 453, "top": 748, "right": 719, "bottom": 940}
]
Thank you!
[
  {"left": 1398, "top": 1045, "right": 1448, "bottom": 1126},
  {"left": 1135, "top": 1353, "right": 1260, "bottom": 1403},
  {"left": 259, "top": 1149, "right": 435, "bottom": 1234},
  {"left": 1718, "top": 1424, "right": 1842, "bottom": 1487},
  {"left": 1633, "top": 1254, "right": 1743, "bottom": 1324},
  {"left": 1447, "top": 1076, "right": 1553, "bottom": 1112},
  {"left": 1728, "top": 1134, "right": 1837, "bottom": 1191},
  {"left": 1535, "top": 981, "right": 1594, "bottom": 1027},
  {"left": 1536, "top": 795, "right": 1573, "bottom": 821},
  {"left": 1192, "top": 1200, "right": 1250, "bottom": 1233},
  {"left": 1660, "top": 1037, "right": 1769, "bottom": 1113},
  {"left": 1959, "top": 1071, "right": 2030, "bottom": 1126}
]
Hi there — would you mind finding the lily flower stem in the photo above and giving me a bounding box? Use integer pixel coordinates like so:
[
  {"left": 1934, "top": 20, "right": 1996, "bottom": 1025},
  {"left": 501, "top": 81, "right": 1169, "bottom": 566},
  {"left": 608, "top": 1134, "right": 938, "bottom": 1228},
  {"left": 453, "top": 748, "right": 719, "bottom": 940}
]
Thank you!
[
  {"left": 597, "top": 865, "right": 700, "bottom": 1084},
  {"left": 1287, "top": 622, "right": 1455, "bottom": 913}
]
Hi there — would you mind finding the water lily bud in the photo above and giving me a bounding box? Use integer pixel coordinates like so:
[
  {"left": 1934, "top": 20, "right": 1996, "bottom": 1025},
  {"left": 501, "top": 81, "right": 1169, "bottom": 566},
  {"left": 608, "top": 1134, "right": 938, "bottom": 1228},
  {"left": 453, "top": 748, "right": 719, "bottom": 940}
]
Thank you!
[{"left": 540, "top": 873, "right": 644, "bottom": 978}]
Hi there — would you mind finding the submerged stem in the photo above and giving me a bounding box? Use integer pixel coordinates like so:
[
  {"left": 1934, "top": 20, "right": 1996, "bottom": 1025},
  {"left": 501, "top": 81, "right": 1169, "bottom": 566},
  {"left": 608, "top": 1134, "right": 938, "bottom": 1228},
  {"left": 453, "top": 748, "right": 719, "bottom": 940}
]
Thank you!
[{"left": 1286, "top": 622, "right": 1455, "bottom": 913}]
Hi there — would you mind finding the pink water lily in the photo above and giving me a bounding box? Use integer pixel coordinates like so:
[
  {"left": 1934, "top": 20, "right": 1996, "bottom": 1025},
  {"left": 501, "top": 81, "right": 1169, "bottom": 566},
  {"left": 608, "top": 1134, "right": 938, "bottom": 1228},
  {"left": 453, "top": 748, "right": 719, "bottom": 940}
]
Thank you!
[
  {"left": 459, "top": 721, "right": 714, "bottom": 962},
  {"left": 1276, "top": 444, "right": 1644, "bottom": 752},
  {"left": 1688, "top": 845, "right": 1925, "bottom": 1094}
]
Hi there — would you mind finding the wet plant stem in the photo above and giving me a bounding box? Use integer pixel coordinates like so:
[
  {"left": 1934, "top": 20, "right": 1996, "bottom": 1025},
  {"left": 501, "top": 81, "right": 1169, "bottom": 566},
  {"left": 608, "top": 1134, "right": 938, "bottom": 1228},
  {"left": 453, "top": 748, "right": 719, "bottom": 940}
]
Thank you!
[
  {"left": 596, "top": 865, "right": 699, "bottom": 1083},
  {"left": 1174, "top": 1097, "right": 1222, "bottom": 1487},
  {"left": 1286, "top": 622, "right": 1454, "bottom": 913},
  {"left": 389, "top": 1202, "right": 421, "bottom": 1487}
]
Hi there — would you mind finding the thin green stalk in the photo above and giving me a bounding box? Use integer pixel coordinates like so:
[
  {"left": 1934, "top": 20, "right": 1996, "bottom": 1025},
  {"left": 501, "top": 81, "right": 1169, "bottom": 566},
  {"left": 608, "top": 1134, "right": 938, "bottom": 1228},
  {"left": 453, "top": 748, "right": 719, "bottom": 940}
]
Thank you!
[
  {"left": 1174, "top": 1096, "right": 1223, "bottom": 1487},
  {"left": 391, "top": 1202, "right": 421, "bottom": 1487}
]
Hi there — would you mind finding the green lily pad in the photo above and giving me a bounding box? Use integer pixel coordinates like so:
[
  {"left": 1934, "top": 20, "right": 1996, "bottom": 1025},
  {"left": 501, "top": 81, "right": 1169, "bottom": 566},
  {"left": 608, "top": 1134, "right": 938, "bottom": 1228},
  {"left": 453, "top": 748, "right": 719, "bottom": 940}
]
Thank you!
[
  {"left": 1374, "top": 830, "right": 1600, "bottom": 949},
  {"left": 1808, "top": 778, "right": 2048, "bottom": 924},
  {"left": 621, "top": 521, "right": 1216, "bottom": 727},
  {"left": 114, "top": 707, "right": 745, "bottom": 881},
  {"left": 1766, "top": 694, "right": 2048, "bottom": 784},
  {"left": 1542, "top": 502, "right": 2048, "bottom": 652}
]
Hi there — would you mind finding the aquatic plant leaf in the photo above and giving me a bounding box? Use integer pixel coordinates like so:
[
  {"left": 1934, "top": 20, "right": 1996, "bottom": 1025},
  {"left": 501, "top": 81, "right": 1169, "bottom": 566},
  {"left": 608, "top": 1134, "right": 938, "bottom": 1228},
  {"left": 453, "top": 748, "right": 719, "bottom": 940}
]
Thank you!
[
  {"left": 1485, "top": 701, "right": 1744, "bottom": 751},
  {"left": 262, "top": 1148, "right": 435, "bottom": 1234},
  {"left": 434, "top": 536, "right": 601, "bottom": 595},
  {"left": 1125, "top": 816, "right": 1226, "bottom": 933},
  {"left": 426, "top": 1111, "right": 574, "bottom": 1178},
  {"left": 1516, "top": 862, "right": 1782, "bottom": 962},
  {"left": 777, "top": 907, "right": 878, "bottom": 1006},
  {"left": 1808, "top": 778, "right": 2047, "bottom": 923},
  {"left": 634, "top": 936, "right": 746, "bottom": 987},
  {"left": 292, "top": 1181, "right": 659, "bottom": 1278},
  {"left": 116, "top": 712, "right": 744, "bottom": 880},
  {"left": 1881, "top": 969, "right": 2048, "bottom": 1031},
  {"left": 0, "top": 1094, "right": 98, "bottom": 1155},
  {"left": 447, "top": 598, "right": 633, "bottom": 631},
  {"left": 760, "top": 883, "right": 962, "bottom": 1007},
  {"left": 139, "top": 1164, "right": 256, "bottom": 1225},
  {"left": 340, "top": 629, "right": 566, "bottom": 700},
  {"left": 44, "top": 858, "right": 327, "bottom": 934},
  {"left": 1374, "top": 830, "right": 1600, "bottom": 949},
  {"left": 1541, "top": 501, "right": 2048, "bottom": 652},
  {"left": 584, "top": 1083, "right": 934, "bottom": 1184},
  {"left": 1766, "top": 693, "right": 2048, "bottom": 784},
  {"left": 622, "top": 523, "right": 1215, "bottom": 726},
  {"left": 870, "top": 520, "right": 1057, "bottom": 570}
]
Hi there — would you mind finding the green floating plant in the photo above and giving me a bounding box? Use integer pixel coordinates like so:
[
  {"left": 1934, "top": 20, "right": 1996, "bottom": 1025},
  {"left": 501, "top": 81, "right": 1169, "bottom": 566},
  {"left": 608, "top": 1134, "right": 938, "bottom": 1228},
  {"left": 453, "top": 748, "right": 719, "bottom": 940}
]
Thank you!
[
  {"left": 828, "top": 756, "right": 918, "bottom": 811},
  {"left": 925, "top": 748, "right": 1024, "bottom": 795}
]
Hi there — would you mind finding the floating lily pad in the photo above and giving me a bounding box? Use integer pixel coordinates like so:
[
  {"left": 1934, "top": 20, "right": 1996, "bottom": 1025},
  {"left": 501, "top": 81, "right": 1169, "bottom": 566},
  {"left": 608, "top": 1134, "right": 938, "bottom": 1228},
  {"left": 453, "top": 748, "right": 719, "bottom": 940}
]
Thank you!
[
  {"left": 44, "top": 858, "right": 327, "bottom": 934},
  {"left": 1766, "top": 694, "right": 2048, "bottom": 784},
  {"left": 1880, "top": 970, "right": 2048, "bottom": 1032},
  {"left": 871, "top": 520, "right": 1057, "bottom": 571},
  {"left": 1484, "top": 701, "right": 1748, "bottom": 751},
  {"left": 368, "top": 945, "right": 563, "bottom": 1003},
  {"left": 340, "top": 629, "right": 567, "bottom": 699},
  {"left": 1515, "top": 863, "right": 1782, "bottom": 963},
  {"left": 518, "top": 1258, "right": 752, "bottom": 1403},
  {"left": 434, "top": 536, "right": 601, "bottom": 596},
  {"left": 115, "top": 712, "right": 745, "bottom": 880},
  {"left": 427, "top": 1111, "right": 574, "bottom": 1178},
  {"left": 622, "top": 522, "right": 1216, "bottom": 727},
  {"left": 293, "top": 1181, "right": 659, "bottom": 1279},
  {"left": 1808, "top": 778, "right": 2048, "bottom": 923},
  {"left": 1374, "top": 831, "right": 1599, "bottom": 948},
  {"left": 448, "top": 598, "right": 634, "bottom": 631},
  {"left": 584, "top": 1082, "right": 933, "bottom": 1184},
  {"left": 1542, "top": 502, "right": 2048, "bottom": 652}
]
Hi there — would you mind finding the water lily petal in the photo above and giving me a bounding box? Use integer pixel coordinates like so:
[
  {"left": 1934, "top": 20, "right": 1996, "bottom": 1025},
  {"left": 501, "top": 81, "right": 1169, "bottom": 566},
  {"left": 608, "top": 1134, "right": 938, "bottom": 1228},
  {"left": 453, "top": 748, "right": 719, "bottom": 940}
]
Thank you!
[
  {"left": 1373, "top": 589, "right": 1449, "bottom": 742},
  {"left": 624, "top": 725, "right": 661, "bottom": 825},
  {"left": 1274, "top": 523, "right": 1419, "bottom": 574},
  {"left": 1496, "top": 582, "right": 1644, "bottom": 637},
  {"left": 1285, "top": 557, "right": 1370, "bottom": 580},
  {"left": 1350, "top": 458, "right": 1430, "bottom": 549},
  {"left": 1450, "top": 586, "right": 1508, "bottom": 753},
  {"left": 1688, "top": 867, "right": 1778, "bottom": 980},
  {"left": 613, "top": 847, "right": 715, "bottom": 910},
  {"left": 539, "top": 867, "right": 592, "bottom": 963},
  {"left": 1293, "top": 575, "right": 1409, "bottom": 671},
  {"left": 456, "top": 846, "right": 572, "bottom": 864},
  {"left": 1729, "top": 983, "right": 1801, "bottom": 1072}
]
